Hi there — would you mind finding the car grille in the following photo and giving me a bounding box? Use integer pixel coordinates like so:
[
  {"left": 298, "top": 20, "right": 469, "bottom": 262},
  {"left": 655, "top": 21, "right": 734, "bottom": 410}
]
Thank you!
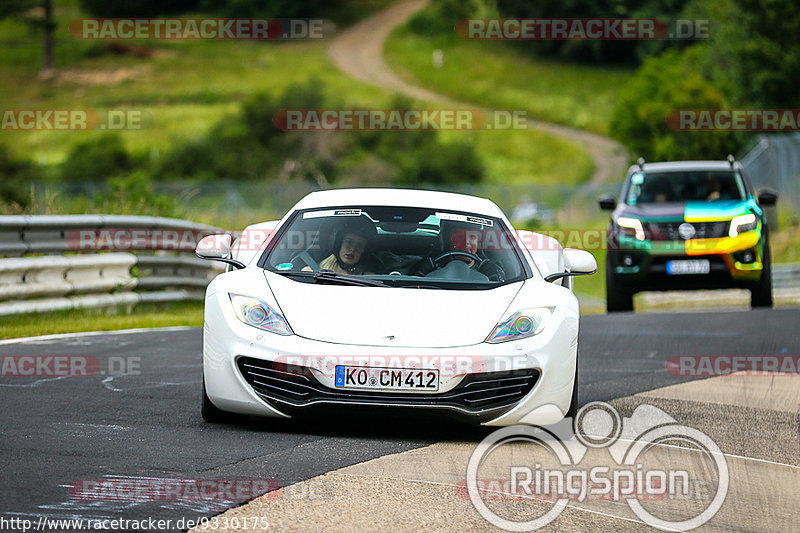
[
  {"left": 646, "top": 221, "right": 729, "bottom": 241},
  {"left": 237, "top": 357, "right": 540, "bottom": 415}
]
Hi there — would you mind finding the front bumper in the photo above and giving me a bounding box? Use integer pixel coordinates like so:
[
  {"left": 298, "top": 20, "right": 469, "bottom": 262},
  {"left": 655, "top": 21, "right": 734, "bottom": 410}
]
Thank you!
[
  {"left": 610, "top": 229, "right": 763, "bottom": 290},
  {"left": 202, "top": 290, "right": 579, "bottom": 426}
]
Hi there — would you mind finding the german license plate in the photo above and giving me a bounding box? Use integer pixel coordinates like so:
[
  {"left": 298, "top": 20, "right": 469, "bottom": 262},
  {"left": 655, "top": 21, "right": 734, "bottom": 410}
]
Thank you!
[
  {"left": 334, "top": 366, "right": 439, "bottom": 391},
  {"left": 666, "top": 259, "right": 710, "bottom": 275}
]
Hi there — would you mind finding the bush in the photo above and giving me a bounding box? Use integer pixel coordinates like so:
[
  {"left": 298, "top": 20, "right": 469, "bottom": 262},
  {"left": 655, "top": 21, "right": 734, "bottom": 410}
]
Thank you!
[
  {"left": 702, "top": 0, "right": 800, "bottom": 108},
  {"left": 409, "top": 0, "right": 497, "bottom": 36},
  {"left": 60, "top": 134, "right": 133, "bottom": 183},
  {"left": 93, "top": 171, "right": 180, "bottom": 217},
  {"left": 610, "top": 47, "right": 741, "bottom": 161},
  {"left": 79, "top": 0, "right": 200, "bottom": 17},
  {"left": 156, "top": 81, "right": 485, "bottom": 186},
  {"left": 200, "top": 0, "right": 345, "bottom": 19},
  {"left": 0, "top": 144, "right": 36, "bottom": 208},
  {"left": 496, "top": 0, "right": 692, "bottom": 65}
]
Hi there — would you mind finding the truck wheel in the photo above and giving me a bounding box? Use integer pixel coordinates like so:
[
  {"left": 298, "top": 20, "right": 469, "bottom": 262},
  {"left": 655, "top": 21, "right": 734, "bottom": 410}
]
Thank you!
[
  {"left": 606, "top": 255, "right": 634, "bottom": 312},
  {"left": 751, "top": 240, "right": 773, "bottom": 308}
]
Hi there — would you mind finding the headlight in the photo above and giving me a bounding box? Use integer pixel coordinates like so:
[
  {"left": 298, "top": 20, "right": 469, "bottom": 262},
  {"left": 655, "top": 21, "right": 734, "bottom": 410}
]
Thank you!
[
  {"left": 728, "top": 213, "right": 757, "bottom": 238},
  {"left": 616, "top": 217, "right": 646, "bottom": 241},
  {"left": 486, "top": 307, "right": 554, "bottom": 343},
  {"left": 229, "top": 293, "right": 293, "bottom": 335}
]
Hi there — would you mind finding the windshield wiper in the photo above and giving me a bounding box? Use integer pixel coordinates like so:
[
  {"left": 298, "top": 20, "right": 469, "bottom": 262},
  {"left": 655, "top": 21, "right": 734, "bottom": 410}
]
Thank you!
[{"left": 310, "top": 269, "right": 385, "bottom": 287}]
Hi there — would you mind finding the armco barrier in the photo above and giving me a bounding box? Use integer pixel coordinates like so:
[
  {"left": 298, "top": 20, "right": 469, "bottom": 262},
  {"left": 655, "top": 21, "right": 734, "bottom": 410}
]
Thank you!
[
  {"left": 0, "top": 215, "right": 229, "bottom": 316},
  {"left": 0, "top": 215, "right": 796, "bottom": 316},
  {"left": 773, "top": 263, "right": 800, "bottom": 288}
]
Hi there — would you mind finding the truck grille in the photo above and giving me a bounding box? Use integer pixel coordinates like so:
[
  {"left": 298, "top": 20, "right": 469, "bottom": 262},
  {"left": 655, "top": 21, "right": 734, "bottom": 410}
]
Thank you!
[{"left": 646, "top": 221, "right": 729, "bottom": 241}]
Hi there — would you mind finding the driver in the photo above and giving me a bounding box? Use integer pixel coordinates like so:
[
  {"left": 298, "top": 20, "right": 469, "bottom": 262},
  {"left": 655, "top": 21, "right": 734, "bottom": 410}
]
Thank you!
[
  {"left": 413, "top": 223, "right": 505, "bottom": 281},
  {"left": 303, "top": 217, "right": 377, "bottom": 275}
]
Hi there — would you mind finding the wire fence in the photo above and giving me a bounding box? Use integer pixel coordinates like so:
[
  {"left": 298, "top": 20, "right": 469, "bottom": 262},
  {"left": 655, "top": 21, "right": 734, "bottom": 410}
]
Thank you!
[
  {"left": 24, "top": 134, "right": 800, "bottom": 230},
  {"left": 740, "top": 132, "right": 800, "bottom": 219}
]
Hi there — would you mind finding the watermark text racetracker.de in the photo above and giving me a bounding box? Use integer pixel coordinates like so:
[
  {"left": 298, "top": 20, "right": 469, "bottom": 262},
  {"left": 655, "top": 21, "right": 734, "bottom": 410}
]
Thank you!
[
  {"left": 70, "top": 226, "right": 675, "bottom": 255},
  {"left": 466, "top": 402, "right": 728, "bottom": 531},
  {"left": 1, "top": 355, "right": 140, "bottom": 377},
  {"left": 666, "top": 355, "right": 800, "bottom": 377},
  {"left": 69, "top": 18, "right": 327, "bottom": 40},
  {"left": 667, "top": 109, "right": 800, "bottom": 131},
  {"left": 1, "top": 109, "right": 151, "bottom": 131},
  {"left": 456, "top": 18, "right": 709, "bottom": 40},
  {"left": 273, "top": 109, "right": 529, "bottom": 131}
]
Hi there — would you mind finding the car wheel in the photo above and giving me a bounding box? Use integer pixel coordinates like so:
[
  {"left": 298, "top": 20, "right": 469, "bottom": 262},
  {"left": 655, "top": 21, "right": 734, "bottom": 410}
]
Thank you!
[
  {"left": 565, "top": 358, "right": 579, "bottom": 428},
  {"left": 202, "top": 376, "right": 234, "bottom": 423},
  {"left": 606, "top": 255, "right": 634, "bottom": 312},
  {"left": 751, "top": 239, "right": 773, "bottom": 308}
]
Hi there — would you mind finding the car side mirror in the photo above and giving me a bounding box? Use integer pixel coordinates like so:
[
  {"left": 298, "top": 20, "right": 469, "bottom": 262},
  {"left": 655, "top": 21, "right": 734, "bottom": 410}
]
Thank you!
[
  {"left": 545, "top": 248, "right": 598, "bottom": 283},
  {"left": 598, "top": 194, "right": 616, "bottom": 211},
  {"left": 758, "top": 189, "right": 778, "bottom": 206},
  {"left": 196, "top": 233, "right": 245, "bottom": 269}
]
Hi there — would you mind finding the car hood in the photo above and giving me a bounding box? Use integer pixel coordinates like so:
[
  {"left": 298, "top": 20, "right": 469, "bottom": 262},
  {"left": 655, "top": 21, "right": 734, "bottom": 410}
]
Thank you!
[
  {"left": 617, "top": 200, "right": 754, "bottom": 221},
  {"left": 264, "top": 271, "right": 523, "bottom": 348}
]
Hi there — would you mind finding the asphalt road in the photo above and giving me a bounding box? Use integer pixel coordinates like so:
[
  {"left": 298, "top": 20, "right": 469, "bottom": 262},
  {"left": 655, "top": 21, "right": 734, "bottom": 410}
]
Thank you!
[{"left": 1, "top": 308, "right": 798, "bottom": 531}]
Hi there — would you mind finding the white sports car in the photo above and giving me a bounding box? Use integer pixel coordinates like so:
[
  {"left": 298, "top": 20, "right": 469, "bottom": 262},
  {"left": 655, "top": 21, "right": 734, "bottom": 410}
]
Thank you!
[{"left": 196, "top": 189, "right": 596, "bottom": 426}]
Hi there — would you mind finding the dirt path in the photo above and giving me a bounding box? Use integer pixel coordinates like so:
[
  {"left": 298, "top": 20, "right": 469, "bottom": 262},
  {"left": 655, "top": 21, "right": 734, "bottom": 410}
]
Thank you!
[{"left": 327, "top": 0, "right": 630, "bottom": 186}]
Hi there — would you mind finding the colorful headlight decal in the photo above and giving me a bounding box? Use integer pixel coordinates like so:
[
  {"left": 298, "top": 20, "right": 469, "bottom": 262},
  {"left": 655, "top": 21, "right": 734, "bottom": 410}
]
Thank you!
[
  {"left": 616, "top": 217, "right": 646, "bottom": 241},
  {"left": 486, "top": 307, "right": 554, "bottom": 344},
  {"left": 728, "top": 213, "right": 757, "bottom": 238},
  {"left": 229, "top": 293, "right": 293, "bottom": 335}
]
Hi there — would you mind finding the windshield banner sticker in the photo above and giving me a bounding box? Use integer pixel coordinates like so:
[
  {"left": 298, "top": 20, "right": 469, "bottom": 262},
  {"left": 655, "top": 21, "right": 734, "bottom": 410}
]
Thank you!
[{"left": 435, "top": 212, "right": 494, "bottom": 226}]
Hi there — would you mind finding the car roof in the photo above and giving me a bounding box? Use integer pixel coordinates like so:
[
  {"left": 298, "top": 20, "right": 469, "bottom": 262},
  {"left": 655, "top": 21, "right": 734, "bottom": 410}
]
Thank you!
[
  {"left": 291, "top": 188, "right": 505, "bottom": 217},
  {"left": 631, "top": 160, "right": 740, "bottom": 174}
]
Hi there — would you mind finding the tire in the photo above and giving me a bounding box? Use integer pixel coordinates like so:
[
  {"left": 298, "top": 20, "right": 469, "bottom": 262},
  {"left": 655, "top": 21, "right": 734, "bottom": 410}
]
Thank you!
[
  {"left": 202, "top": 376, "right": 234, "bottom": 423},
  {"left": 751, "top": 238, "right": 773, "bottom": 308},
  {"left": 565, "top": 360, "right": 579, "bottom": 423},
  {"left": 605, "top": 255, "right": 634, "bottom": 312}
]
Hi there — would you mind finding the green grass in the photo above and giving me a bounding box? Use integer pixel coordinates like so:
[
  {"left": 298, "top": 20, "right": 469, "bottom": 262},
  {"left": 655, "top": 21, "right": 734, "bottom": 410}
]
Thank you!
[
  {"left": 385, "top": 23, "right": 634, "bottom": 136},
  {"left": 771, "top": 224, "right": 800, "bottom": 263},
  {"left": 440, "top": 128, "right": 593, "bottom": 186},
  {"left": 0, "top": 0, "right": 595, "bottom": 187},
  {"left": 0, "top": 301, "right": 204, "bottom": 340}
]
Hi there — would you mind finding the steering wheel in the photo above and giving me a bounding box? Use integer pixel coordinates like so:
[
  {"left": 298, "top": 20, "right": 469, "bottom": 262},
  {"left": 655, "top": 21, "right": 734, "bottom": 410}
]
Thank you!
[
  {"left": 433, "top": 251, "right": 482, "bottom": 268},
  {"left": 290, "top": 251, "right": 321, "bottom": 271}
]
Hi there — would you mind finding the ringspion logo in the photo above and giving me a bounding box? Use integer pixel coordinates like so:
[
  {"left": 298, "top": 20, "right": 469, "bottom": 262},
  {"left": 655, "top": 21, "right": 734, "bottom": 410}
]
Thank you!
[{"left": 467, "top": 402, "right": 728, "bottom": 531}]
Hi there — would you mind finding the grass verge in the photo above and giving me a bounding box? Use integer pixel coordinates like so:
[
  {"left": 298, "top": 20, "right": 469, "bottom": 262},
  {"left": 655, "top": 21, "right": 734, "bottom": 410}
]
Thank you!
[{"left": 0, "top": 301, "right": 204, "bottom": 340}]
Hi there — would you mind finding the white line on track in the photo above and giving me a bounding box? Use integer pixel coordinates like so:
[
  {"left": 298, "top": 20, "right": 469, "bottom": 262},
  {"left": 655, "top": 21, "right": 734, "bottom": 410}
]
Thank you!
[
  {"left": 331, "top": 472, "right": 666, "bottom": 530},
  {"left": 577, "top": 433, "right": 800, "bottom": 470},
  {"left": 0, "top": 326, "right": 195, "bottom": 346}
]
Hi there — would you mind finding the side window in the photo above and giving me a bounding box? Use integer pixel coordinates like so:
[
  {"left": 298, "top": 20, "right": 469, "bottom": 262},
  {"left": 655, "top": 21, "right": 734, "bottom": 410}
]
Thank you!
[
  {"left": 626, "top": 172, "right": 644, "bottom": 205},
  {"left": 736, "top": 170, "right": 752, "bottom": 198}
]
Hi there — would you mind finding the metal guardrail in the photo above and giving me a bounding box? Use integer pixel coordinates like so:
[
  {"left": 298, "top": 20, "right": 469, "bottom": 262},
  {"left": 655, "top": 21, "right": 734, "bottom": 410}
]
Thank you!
[
  {"left": 0, "top": 215, "right": 228, "bottom": 316},
  {"left": 773, "top": 263, "right": 800, "bottom": 288},
  {"left": 0, "top": 215, "right": 797, "bottom": 317}
]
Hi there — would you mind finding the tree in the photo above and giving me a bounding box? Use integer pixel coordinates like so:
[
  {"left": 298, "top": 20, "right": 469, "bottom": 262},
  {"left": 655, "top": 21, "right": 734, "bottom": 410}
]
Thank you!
[
  {"left": 703, "top": 0, "right": 800, "bottom": 107},
  {"left": 610, "top": 47, "right": 740, "bottom": 160},
  {"left": 0, "top": 0, "right": 55, "bottom": 71}
]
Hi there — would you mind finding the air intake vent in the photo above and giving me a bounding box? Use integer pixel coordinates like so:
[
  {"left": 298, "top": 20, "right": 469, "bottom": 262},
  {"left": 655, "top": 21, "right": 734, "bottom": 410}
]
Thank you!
[{"left": 237, "top": 357, "right": 539, "bottom": 416}]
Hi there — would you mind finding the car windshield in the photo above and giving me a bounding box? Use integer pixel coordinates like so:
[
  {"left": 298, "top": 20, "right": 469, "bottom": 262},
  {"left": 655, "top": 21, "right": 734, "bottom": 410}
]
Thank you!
[
  {"left": 262, "top": 206, "right": 526, "bottom": 289},
  {"left": 626, "top": 170, "right": 747, "bottom": 205}
]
